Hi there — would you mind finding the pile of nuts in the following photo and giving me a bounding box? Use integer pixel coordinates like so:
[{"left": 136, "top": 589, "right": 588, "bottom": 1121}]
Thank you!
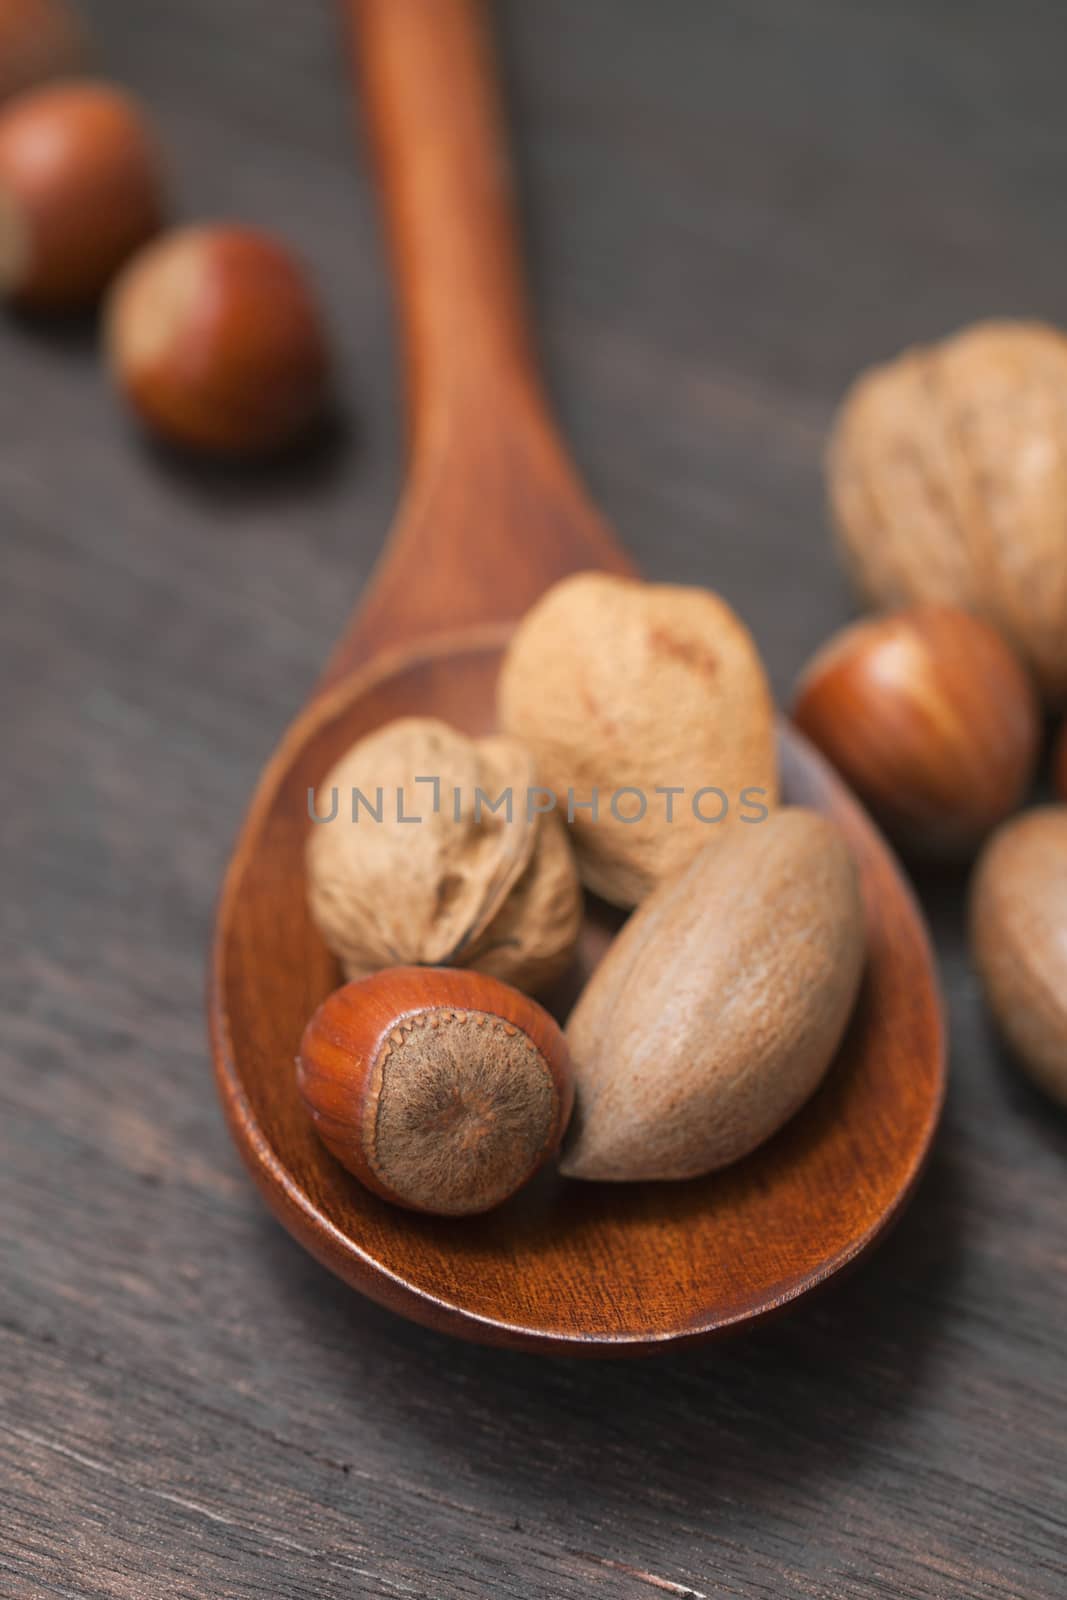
[
  {"left": 18, "top": 13, "right": 1061, "bottom": 1225},
  {"left": 0, "top": 0, "right": 330, "bottom": 456},
  {"left": 802, "top": 317, "right": 1067, "bottom": 1110},
  {"left": 300, "top": 574, "right": 867, "bottom": 1214},
  {"left": 299, "top": 317, "right": 1067, "bottom": 1217}
]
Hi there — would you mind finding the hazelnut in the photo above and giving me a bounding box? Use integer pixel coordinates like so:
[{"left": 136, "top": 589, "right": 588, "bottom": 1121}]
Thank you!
[
  {"left": 792, "top": 607, "right": 1039, "bottom": 858},
  {"left": 560, "top": 809, "right": 865, "bottom": 1182},
  {"left": 297, "top": 968, "right": 573, "bottom": 1215},
  {"left": 971, "top": 808, "right": 1067, "bottom": 1107},
  {"left": 105, "top": 224, "right": 331, "bottom": 456},
  {"left": 497, "top": 573, "right": 778, "bottom": 907},
  {"left": 0, "top": 81, "right": 164, "bottom": 310},
  {"left": 0, "top": 1, "right": 86, "bottom": 103},
  {"left": 307, "top": 717, "right": 582, "bottom": 995},
  {"left": 827, "top": 319, "right": 1067, "bottom": 706}
]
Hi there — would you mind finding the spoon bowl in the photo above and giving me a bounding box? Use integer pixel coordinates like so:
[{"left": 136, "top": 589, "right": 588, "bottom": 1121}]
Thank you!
[
  {"left": 210, "top": 628, "right": 944, "bottom": 1354},
  {"left": 208, "top": 0, "right": 945, "bottom": 1354}
]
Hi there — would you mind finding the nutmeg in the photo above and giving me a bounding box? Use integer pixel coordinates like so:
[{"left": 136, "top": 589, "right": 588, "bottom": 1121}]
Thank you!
[
  {"left": 792, "top": 607, "right": 1039, "bottom": 857},
  {"left": 560, "top": 808, "right": 866, "bottom": 1182},
  {"left": 970, "top": 808, "right": 1067, "bottom": 1107},
  {"left": 0, "top": 81, "right": 164, "bottom": 310},
  {"left": 297, "top": 967, "right": 573, "bottom": 1214},
  {"left": 105, "top": 225, "right": 330, "bottom": 456},
  {"left": 307, "top": 717, "right": 582, "bottom": 994},
  {"left": 497, "top": 573, "right": 778, "bottom": 907},
  {"left": 827, "top": 319, "right": 1067, "bottom": 705},
  {"left": 0, "top": 1, "right": 86, "bottom": 103}
]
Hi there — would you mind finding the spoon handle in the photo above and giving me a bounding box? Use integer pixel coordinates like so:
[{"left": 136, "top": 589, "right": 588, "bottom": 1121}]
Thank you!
[
  {"left": 327, "top": 0, "right": 632, "bottom": 684},
  {"left": 347, "top": 0, "right": 537, "bottom": 458}
]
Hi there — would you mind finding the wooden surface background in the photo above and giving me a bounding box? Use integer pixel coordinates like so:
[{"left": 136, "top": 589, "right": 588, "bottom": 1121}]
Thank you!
[{"left": 3, "top": 2, "right": 1065, "bottom": 1596}]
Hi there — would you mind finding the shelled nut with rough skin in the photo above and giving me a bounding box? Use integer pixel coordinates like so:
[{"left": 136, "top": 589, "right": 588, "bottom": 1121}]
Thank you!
[{"left": 297, "top": 967, "right": 573, "bottom": 1215}]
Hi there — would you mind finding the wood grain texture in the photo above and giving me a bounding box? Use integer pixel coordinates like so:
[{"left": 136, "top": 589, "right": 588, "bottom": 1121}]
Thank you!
[{"left": 3, "top": 0, "right": 1066, "bottom": 1595}]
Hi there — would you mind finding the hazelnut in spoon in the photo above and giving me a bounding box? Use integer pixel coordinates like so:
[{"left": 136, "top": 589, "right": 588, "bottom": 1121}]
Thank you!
[{"left": 297, "top": 968, "right": 572, "bottom": 1216}]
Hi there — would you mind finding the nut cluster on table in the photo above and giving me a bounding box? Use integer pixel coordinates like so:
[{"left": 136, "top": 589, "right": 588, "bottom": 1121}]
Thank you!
[
  {"left": 0, "top": 0, "right": 331, "bottom": 458},
  {"left": 301, "top": 573, "right": 866, "bottom": 1214},
  {"left": 7, "top": 4, "right": 1063, "bottom": 1222}
]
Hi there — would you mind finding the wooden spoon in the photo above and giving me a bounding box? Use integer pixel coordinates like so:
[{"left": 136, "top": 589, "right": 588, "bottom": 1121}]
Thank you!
[{"left": 208, "top": 0, "right": 945, "bottom": 1355}]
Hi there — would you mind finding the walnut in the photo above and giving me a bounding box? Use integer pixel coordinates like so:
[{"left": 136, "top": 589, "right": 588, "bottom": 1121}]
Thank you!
[
  {"left": 828, "top": 319, "right": 1067, "bottom": 704},
  {"left": 307, "top": 717, "right": 582, "bottom": 994},
  {"left": 496, "top": 573, "right": 778, "bottom": 907}
]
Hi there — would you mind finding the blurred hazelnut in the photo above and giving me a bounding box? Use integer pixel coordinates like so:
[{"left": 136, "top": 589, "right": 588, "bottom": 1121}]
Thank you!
[
  {"left": 105, "top": 224, "right": 331, "bottom": 456},
  {"left": 0, "top": 1, "right": 86, "bottom": 104},
  {"left": 792, "top": 607, "right": 1039, "bottom": 857},
  {"left": 0, "top": 81, "right": 164, "bottom": 310}
]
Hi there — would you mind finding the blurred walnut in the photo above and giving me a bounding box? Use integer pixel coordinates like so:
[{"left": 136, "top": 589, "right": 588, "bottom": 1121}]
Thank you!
[
  {"left": 307, "top": 717, "right": 581, "bottom": 995},
  {"left": 828, "top": 320, "right": 1067, "bottom": 704}
]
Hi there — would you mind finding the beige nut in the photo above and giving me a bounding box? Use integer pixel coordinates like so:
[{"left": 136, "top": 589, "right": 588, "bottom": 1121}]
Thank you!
[
  {"left": 497, "top": 573, "right": 778, "bottom": 907},
  {"left": 970, "top": 807, "right": 1067, "bottom": 1107},
  {"left": 307, "top": 717, "right": 582, "bottom": 995},
  {"left": 560, "top": 807, "right": 866, "bottom": 1182},
  {"left": 828, "top": 319, "right": 1067, "bottom": 705}
]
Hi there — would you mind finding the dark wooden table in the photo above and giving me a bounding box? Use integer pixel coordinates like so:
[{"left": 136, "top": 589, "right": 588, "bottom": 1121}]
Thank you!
[{"left": 4, "top": 3, "right": 1066, "bottom": 1596}]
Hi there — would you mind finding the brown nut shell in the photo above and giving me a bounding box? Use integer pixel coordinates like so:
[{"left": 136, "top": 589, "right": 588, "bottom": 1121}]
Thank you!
[
  {"left": 297, "top": 967, "right": 573, "bottom": 1215},
  {"left": 792, "top": 606, "right": 1039, "bottom": 858},
  {"left": 560, "top": 808, "right": 866, "bottom": 1182},
  {"left": 106, "top": 224, "right": 330, "bottom": 456},
  {"left": 0, "top": 81, "right": 163, "bottom": 309}
]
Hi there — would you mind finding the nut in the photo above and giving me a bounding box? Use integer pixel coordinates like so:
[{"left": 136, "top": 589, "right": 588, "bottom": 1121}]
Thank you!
[
  {"left": 297, "top": 967, "right": 573, "bottom": 1215},
  {"left": 560, "top": 808, "right": 866, "bottom": 1181},
  {"left": 0, "top": 81, "right": 163, "bottom": 310},
  {"left": 307, "top": 716, "right": 582, "bottom": 994},
  {"left": 105, "top": 224, "right": 330, "bottom": 456},
  {"left": 0, "top": 0, "right": 86, "bottom": 103},
  {"left": 827, "top": 319, "right": 1067, "bottom": 706},
  {"left": 970, "top": 808, "right": 1067, "bottom": 1106},
  {"left": 497, "top": 573, "right": 778, "bottom": 907},
  {"left": 792, "top": 606, "right": 1039, "bottom": 857}
]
